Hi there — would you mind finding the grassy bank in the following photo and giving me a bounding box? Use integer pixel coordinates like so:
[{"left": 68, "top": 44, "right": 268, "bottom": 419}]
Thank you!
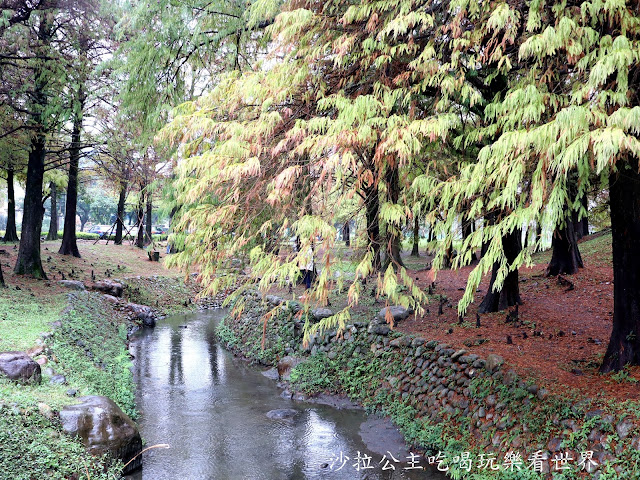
[
  {"left": 0, "top": 237, "right": 200, "bottom": 479},
  {"left": 0, "top": 292, "right": 134, "bottom": 479}
]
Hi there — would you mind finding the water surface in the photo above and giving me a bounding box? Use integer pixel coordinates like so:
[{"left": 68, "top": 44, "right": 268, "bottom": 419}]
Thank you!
[{"left": 127, "top": 310, "right": 446, "bottom": 480}]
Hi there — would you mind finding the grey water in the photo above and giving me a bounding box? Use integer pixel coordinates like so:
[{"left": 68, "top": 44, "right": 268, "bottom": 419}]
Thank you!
[{"left": 126, "top": 310, "right": 446, "bottom": 480}]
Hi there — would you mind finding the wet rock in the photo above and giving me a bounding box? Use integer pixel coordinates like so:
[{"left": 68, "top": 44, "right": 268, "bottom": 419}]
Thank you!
[
  {"left": 125, "top": 303, "right": 156, "bottom": 328},
  {"left": 451, "top": 349, "right": 467, "bottom": 361},
  {"left": 58, "top": 280, "right": 86, "bottom": 291},
  {"left": 485, "top": 354, "right": 504, "bottom": 373},
  {"left": 50, "top": 374, "right": 67, "bottom": 385},
  {"left": 265, "top": 295, "right": 283, "bottom": 306},
  {"left": 312, "top": 308, "right": 333, "bottom": 321},
  {"left": 616, "top": 418, "right": 634, "bottom": 439},
  {"left": 261, "top": 367, "right": 280, "bottom": 381},
  {"left": 368, "top": 324, "right": 390, "bottom": 335},
  {"left": 537, "top": 388, "right": 549, "bottom": 400},
  {"left": 103, "top": 294, "right": 120, "bottom": 304},
  {"left": 60, "top": 396, "right": 142, "bottom": 474},
  {"left": 376, "top": 306, "right": 411, "bottom": 324},
  {"left": 0, "top": 351, "right": 41, "bottom": 384},
  {"left": 91, "top": 280, "right": 124, "bottom": 297},
  {"left": 277, "top": 356, "right": 303, "bottom": 381},
  {"left": 266, "top": 408, "right": 298, "bottom": 421}
]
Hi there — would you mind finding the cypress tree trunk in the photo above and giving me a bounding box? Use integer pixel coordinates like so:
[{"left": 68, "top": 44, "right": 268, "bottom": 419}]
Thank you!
[
  {"left": 382, "top": 164, "right": 404, "bottom": 270},
  {"left": 573, "top": 194, "right": 589, "bottom": 239},
  {"left": 14, "top": 134, "right": 47, "bottom": 278},
  {"left": 601, "top": 163, "right": 640, "bottom": 372},
  {"left": 546, "top": 220, "right": 583, "bottom": 276},
  {"left": 411, "top": 215, "right": 420, "bottom": 257},
  {"left": 363, "top": 183, "right": 381, "bottom": 271},
  {"left": 145, "top": 194, "right": 152, "bottom": 245},
  {"left": 46, "top": 182, "right": 58, "bottom": 240},
  {"left": 3, "top": 167, "right": 18, "bottom": 242},
  {"left": 342, "top": 221, "right": 350, "bottom": 247},
  {"left": 59, "top": 86, "right": 84, "bottom": 258},
  {"left": 478, "top": 229, "right": 522, "bottom": 313},
  {"left": 14, "top": 16, "right": 51, "bottom": 278},
  {"left": 115, "top": 180, "right": 127, "bottom": 245},
  {"left": 135, "top": 190, "right": 145, "bottom": 249}
]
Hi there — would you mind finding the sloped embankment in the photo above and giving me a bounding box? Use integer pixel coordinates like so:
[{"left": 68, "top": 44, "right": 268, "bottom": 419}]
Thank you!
[{"left": 217, "top": 291, "right": 640, "bottom": 479}]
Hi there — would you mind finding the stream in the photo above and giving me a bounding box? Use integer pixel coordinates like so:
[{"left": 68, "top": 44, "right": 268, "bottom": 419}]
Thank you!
[{"left": 126, "top": 310, "right": 447, "bottom": 480}]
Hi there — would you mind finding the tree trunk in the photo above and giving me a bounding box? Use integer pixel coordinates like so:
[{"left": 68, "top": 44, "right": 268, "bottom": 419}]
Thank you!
[
  {"left": 342, "top": 221, "right": 350, "bottom": 247},
  {"left": 135, "top": 190, "right": 145, "bottom": 249},
  {"left": 411, "top": 215, "right": 420, "bottom": 257},
  {"left": 59, "top": 85, "right": 85, "bottom": 258},
  {"left": 478, "top": 229, "right": 522, "bottom": 313},
  {"left": 46, "top": 182, "right": 58, "bottom": 240},
  {"left": 382, "top": 164, "right": 404, "bottom": 270},
  {"left": 573, "top": 194, "right": 589, "bottom": 239},
  {"left": 600, "top": 163, "right": 640, "bottom": 372},
  {"left": 115, "top": 180, "right": 127, "bottom": 245},
  {"left": 14, "top": 134, "right": 47, "bottom": 278},
  {"left": 145, "top": 194, "right": 152, "bottom": 245},
  {"left": 3, "top": 167, "right": 19, "bottom": 242},
  {"left": 363, "top": 183, "right": 381, "bottom": 271},
  {"left": 546, "top": 220, "right": 583, "bottom": 276},
  {"left": 0, "top": 260, "right": 4, "bottom": 287}
]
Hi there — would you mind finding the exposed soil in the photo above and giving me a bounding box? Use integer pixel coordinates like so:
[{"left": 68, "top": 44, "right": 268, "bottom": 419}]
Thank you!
[{"left": 0, "top": 239, "right": 179, "bottom": 298}]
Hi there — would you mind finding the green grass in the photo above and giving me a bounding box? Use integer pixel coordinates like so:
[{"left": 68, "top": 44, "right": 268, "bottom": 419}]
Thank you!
[
  {"left": 0, "top": 291, "right": 136, "bottom": 479},
  {"left": 0, "top": 292, "right": 65, "bottom": 351},
  {"left": 531, "top": 230, "right": 612, "bottom": 267}
]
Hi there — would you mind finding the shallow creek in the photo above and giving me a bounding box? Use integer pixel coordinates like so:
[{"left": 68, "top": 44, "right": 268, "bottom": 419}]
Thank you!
[{"left": 126, "top": 310, "right": 447, "bottom": 480}]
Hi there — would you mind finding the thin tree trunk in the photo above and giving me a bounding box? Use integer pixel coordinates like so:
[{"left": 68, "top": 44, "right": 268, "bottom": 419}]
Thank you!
[
  {"left": 382, "top": 164, "right": 404, "bottom": 270},
  {"left": 342, "top": 221, "right": 350, "bottom": 247},
  {"left": 573, "top": 194, "right": 589, "bottom": 239},
  {"left": 59, "top": 85, "right": 85, "bottom": 258},
  {"left": 135, "top": 190, "right": 145, "bottom": 249},
  {"left": 363, "top": 183, "right": 381, "bottom": 272},
  {"left": 478, "top": 229, "right": 522, "bottom": 313},
  {"left": 3, "top": 167, "right": 18, "bottom": 242},
  {"left": 145, "top": 194, "right": 152, "bottom": 245},
  {"left": 115, "top": 180, "right": 127, "bottom": 245},
  {"left": 411, "top": 215, "right": 420, "bottom": 257},
  {"left": 601, "top": 163, "right": 640, "bottom": 372},
  {"left": 46, "top": 182, "right": 58, "bottom": 240}
]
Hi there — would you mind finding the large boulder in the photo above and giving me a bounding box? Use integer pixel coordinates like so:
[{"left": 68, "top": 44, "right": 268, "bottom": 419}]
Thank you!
[
  {"left": 60, "top": 396, "right": 142, "bottom": 474},
  {"left": 58, "top": 280, "right": 86, "bottom": 291},
  {"left": 91, "top": 280, "right": 124, "bottom": 297},
  {"left": 0, "top": 351, "right": 41, "bottom": 384},
  {"left": 312, "top": 308, "right": 333, "bottom": 322},
  {"left": 124, "top": 303, "right": 156, "bottom": 328},
  {"left": 376, "top": 306, "right": 412, "bottom": 324}
]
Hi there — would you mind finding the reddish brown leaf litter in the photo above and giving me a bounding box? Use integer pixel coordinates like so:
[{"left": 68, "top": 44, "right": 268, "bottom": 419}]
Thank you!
[{"left": 399, "top": 252, "right": 640, "bottom": 402}]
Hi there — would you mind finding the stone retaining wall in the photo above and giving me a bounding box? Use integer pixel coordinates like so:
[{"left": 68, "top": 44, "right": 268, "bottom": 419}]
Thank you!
[{"left": 218, "top": 292, "right": 640, "bottom": 479}]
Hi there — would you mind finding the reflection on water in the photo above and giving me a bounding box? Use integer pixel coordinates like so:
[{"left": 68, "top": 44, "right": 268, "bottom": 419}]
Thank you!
[{"left": 127, "top": 310, "right": 445, "bottom": 480}]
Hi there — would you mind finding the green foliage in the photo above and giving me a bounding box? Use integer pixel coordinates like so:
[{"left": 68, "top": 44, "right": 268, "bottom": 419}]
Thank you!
[
  {"left": 49, "top": 292, "right": 136, "bottom": 417},
  {"left": 0, "top": 405, "right": 122, "bottom": 480}
]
